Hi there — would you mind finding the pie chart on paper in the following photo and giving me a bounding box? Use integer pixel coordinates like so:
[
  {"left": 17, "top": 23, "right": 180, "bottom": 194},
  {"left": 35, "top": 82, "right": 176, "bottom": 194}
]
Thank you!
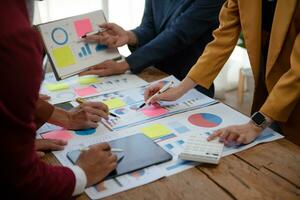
[{"left": 188, "top": 113, "right": 222, "bottom": 128}]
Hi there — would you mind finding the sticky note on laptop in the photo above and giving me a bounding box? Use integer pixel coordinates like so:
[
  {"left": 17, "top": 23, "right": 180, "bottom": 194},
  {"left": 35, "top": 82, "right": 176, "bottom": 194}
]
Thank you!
[{"left": 103, "top": 98, "right": 126, "bottom": 110}]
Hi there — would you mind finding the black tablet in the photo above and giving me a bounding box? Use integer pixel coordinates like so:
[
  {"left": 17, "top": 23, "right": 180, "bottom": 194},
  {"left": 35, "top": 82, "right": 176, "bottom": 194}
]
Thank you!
[{"left": 67, "top": 134, "right": 172, "bottom": 180}]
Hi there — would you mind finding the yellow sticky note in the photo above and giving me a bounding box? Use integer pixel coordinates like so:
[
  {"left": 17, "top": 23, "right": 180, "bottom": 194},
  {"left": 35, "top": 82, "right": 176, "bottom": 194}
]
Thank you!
[
  {"left": 78, "top": 76, "right": 101, "bottom": 85},
  {"left": 45, "top": 83, "right": 70, "bottom": 91},
  {"left": 103, "top": 98, "right": 126, "bottom": 110},
  {"left": 52, "top": 46, "right": 76, "bottom": 68},
  {"left": 140, "top": 124, "right": 173, "bottom": 139}
]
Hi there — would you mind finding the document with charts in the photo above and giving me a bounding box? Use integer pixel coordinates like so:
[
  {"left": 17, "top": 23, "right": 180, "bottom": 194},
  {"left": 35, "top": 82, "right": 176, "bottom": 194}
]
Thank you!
[
  {"left": 52, "top": 128, "right": 165, "bottom": 200},
  {"left": 37, "top": 10, "right": 121, "bottom": 80},
  {"left": 70, "top": 76, "right": 218, "bottom": 131},
  {"left": 99, "top": 103, "right": 284, "bottom": 177},
  {"left": 39, "top": 72, "right": 147, "bottom": 104},
  {"left": 52, "top": 103, "right": 283, "bottom": 199}
]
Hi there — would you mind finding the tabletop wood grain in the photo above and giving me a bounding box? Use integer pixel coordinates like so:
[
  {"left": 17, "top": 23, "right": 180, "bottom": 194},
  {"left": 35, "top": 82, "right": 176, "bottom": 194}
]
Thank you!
[{"left": 42, "top": 67, "right": 300, "bottom": 200}]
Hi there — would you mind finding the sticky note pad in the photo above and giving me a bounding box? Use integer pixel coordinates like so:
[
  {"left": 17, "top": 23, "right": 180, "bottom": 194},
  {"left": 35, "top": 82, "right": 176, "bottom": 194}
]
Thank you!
[
  {"left": 140, "top": 124, "right": 173, "bottom": 140},
  {"left": 75, "top": 86, "right": 98, "bottom": 97},
  {"left": 46, "top": 83, "right": 70, "bottom": 91},
  {"left": 74, "top": 18, "right": 93, "bottom": 37},
  {"left": 78, "top": 76, "right": 101, "bottom": 85},
  {"left": 42, "top": 130, "right": 74, "bottom": 141},
  {"left": 52, "top": 46, "right": 76, "bottom": 68},
  {"left": 103, "top": 98, "right": 126, "bottom": 110},
  {"left": 141, "top": 103, "right": 168, "bottom": 117}
]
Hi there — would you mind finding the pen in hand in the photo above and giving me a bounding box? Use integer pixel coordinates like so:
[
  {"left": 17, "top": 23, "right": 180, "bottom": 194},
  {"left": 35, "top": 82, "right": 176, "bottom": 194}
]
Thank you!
[
  {"left": 139, "top": 81, "right": 174, "bottom": 109},
  {"left": 75, "top": 98, "right": 120, "bottom": 118},
  {"left": 81, "top": 28, "right": 106, "bottom": 38}
]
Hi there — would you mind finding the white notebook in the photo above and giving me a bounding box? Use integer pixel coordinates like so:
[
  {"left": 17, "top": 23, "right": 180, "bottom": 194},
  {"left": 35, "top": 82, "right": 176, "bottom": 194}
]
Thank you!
[{"left": 37, "top": 10, "right": 121, "bottom": 80}]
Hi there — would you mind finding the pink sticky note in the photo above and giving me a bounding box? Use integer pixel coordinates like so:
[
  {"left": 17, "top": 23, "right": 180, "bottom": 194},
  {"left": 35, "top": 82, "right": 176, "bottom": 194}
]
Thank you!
[
  {"left": 42, "top": 130, "right": 74, "bottom": 141},
  {"left": 75, "top": 86, "right": 98, "bottom": 97},
  {"left": 74, "top": 18, "right": 93, "bottom": 37},
  {"left": 141, "top": 103, "right": 168, "bottom": 117}
]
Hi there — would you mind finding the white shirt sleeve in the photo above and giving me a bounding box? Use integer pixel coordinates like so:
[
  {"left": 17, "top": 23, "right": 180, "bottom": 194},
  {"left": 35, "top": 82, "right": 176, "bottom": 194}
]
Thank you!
[{"left": 68, "top": 165, "right": 87, "bottom": 196}]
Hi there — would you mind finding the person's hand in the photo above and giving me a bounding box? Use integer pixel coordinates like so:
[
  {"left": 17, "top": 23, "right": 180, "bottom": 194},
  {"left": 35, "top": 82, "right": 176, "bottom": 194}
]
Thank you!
[
  {"left": 85, "top": 23, "right": 131, "bottom": 48},
  {"left": 49, "top": 101, "right": 109, "bottom": 130},
  {"left": 80, "top": 60, "right": 129, "bottom": 77},
  {"left": 207, "top": 122, "right": 263, "bottom": 146},
  {"left": 76, "top": 143, "right": 117, "bottom": 186},
  {"left": 144, "top": 83, "right": 185, "bottom": 104},
  {"left": 35, "top": 139, "right": 67, "bottom": 157},
  {"left": 67, "top": 101, "right": 109, "bottom": 130},
  {"left": 144, "top": 77, "right": 197, "bottom": 104},
  {"left": 39, "top": 94, "right": 51, "bottom": 101}
]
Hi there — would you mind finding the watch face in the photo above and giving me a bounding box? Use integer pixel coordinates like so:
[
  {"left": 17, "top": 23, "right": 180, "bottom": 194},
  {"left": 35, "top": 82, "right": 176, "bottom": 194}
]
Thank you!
[{"left": 252, "top": 112, "right": 265, "bottom": 126}]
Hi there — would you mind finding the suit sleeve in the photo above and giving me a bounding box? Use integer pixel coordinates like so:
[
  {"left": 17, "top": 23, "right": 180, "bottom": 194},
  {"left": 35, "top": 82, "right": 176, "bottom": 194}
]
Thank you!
[
  {"left": 0, "top": 2, "right": 75, "bottom": 199},
  {"left": 130, "top": 0, "right": 156, "bottom": 48},
  {"left": 187, "top": 0, "right": 241, "bottom": 88},
  {"left": 126, "top": 0, "right": 224, "bottom": 73},
  {"left": 260, "top": 33, "right": 300, "bottom": 121}
]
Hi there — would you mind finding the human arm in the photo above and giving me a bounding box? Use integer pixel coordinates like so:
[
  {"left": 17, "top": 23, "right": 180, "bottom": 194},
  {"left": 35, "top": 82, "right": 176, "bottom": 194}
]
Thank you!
[
  {"left": 208, "top": 29, "right": 300, "bottom": 145},
  {"left": 126, "top": 0, "right": 225, "bottom": 73},
  {"left": 84, "top": 0, "right": 155, "bottom": 48},
  {"left": 144, "top": 0, "right": 241, "bottom": 102},
  {"left": 82, "top": 0, "right": 225, "bottom": 76},
  {"left": 143, "top": 0, "right": 267, "bottom": 145},
  {"left": 144, "top": 0, "right": 263, "bottom": 145},
  {"left": 84, "top": 23, "right": 138, "bottom": 47},
  {"left": 35, "top": 98, "right": 109, "bottom": 130},
  {"left": 35, "top": 99, "right": 109, "bottom": 156},
  {"left": 0, "top": 2, "right": 75, "bottom": 197},
  {"left": 0, "top": 3, "right": 116, "bottom": 198},
  {"left": 35, "top": 98, "right": 55, "bottom": 129},
  {"left": 48, "top": 101, "right": 109, "bottom": 130},
  {"left": 259, "top": 34, "right": 300, "bottom": 122},
  {"left": 35, "top": 139, "right": 67, "bottom": 157},
  {"left": 80, "top": 0, "right": 155, "bottom": 76}
]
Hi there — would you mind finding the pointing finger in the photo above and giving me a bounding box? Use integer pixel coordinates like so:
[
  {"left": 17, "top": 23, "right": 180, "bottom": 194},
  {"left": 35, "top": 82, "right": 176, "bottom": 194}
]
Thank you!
[{"left": 207, "top": 130, "right": 222, "bottom": 141}]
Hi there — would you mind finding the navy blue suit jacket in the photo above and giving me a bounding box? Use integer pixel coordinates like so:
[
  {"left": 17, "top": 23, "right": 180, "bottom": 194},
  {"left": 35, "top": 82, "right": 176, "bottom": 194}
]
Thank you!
[{"left": 125, "top": 0, "right": 224, "bottom": 96}]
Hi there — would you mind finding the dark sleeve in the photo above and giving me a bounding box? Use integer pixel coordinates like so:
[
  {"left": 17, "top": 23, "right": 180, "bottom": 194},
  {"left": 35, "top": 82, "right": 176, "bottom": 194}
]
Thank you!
[
  {"left": 35, "top": 98, "right": 55, "bottom": 129},
  {"left": 0, "top": 1, "right": 75, "bottom": 199},
  {"left": 126, "top": 0, "right": 225, "bottom": 73},
  {"left": 130, "top": 0, "right": 156, "bottom": 47}
]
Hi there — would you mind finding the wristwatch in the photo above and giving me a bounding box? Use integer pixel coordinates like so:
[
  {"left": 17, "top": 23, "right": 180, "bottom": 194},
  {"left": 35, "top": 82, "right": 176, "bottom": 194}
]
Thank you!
[{"left": 250, "top": 112, "right": 271, "bottom": 129}]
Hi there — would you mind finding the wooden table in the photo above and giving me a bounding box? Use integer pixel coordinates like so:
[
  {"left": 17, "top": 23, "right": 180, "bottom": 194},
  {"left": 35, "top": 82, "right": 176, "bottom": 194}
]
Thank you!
[{"left": 43, "top": 67, "right": 300, "bottom": 200}]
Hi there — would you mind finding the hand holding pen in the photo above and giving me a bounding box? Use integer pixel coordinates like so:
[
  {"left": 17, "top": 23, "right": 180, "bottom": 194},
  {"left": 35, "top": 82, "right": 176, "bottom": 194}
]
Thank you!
[
  {"left": 140, "top": 81, "right": 174, "bottom": 109},
  {"left": 83, "top": 23, "right": 132, "bottom": 48},
  {"left": 76, "top": 142, "right": 118, "bottom": 187},
  {"left": 81, "top": 28, "right": 106, "bottom": 39},
  {"left": 58, "top": 99, "right": 110, "bottom": 130},
  {"left": 76, "top": 98, "right": 120, "bottom": 119},
  {"left": 79, "top": 146, "right": 125, "bottom": 164}
]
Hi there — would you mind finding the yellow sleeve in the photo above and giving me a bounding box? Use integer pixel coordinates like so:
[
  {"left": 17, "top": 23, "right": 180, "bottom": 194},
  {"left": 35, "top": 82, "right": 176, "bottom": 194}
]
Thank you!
[
  {"left": 260, "top": 34, "right": 300, "bottom": 122},
  {"left": 187, "top": 0, "right": 241, "bottom": 89}
]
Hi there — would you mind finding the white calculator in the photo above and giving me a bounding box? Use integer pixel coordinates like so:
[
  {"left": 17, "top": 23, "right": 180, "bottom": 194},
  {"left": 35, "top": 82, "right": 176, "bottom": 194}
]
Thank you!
[{"left": 179, "top": 134, "right": 224, "bottom": 164}]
